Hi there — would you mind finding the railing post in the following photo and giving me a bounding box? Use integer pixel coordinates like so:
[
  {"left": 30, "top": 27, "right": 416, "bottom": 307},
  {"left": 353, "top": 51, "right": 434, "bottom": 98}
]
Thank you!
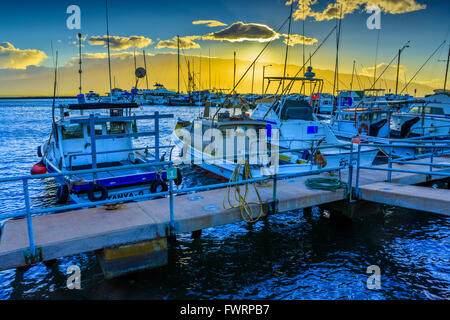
[
  {"left": 89, "top": 113, "right": 98, "bottom": 181},
  {"left": 168, "top": 163, "right": 175, "bottom": 236},
  {"left": 387, "top": 140, "right": 393, "bottom": 182},
  {"left": 355, "top": 143, "right": 361, "bottom": 198},
  {"left": 22, "top": 179, "right": 36, "bottom": 257},
  {"left": 272, "top": 174, "right": 278, "bottom": 214},
  {"left": 430, "top": 141, "right": 435, "bottom": 173},
  {"left": 154, "top": 111, "right": 160, "bottom": 162},
  {"left": 347, "top": 144, "right": 354, "bottom": 200}
]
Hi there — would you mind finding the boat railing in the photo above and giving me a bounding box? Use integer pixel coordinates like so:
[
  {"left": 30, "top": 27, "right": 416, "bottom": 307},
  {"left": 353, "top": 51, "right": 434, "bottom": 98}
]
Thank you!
[
  {"left": 0, "top": 142, "right": 358, "bottom": 261},
  {"left": 67, "top": 145, "right": 175, "bottom": 171},
  {"left": 67, "top": 111, "right": 173, "bottom": 172}
]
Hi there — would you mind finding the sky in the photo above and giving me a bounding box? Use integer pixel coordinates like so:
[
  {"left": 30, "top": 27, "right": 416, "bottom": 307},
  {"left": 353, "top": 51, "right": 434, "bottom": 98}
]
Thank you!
[{"left": 0, "top": 0, "right": 449, "bottom": 96}]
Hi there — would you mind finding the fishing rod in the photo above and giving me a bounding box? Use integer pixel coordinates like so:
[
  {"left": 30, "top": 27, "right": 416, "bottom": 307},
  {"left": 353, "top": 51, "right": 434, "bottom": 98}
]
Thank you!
[{"left": 400, "top": 40, "right": 446, "bottom": 94}]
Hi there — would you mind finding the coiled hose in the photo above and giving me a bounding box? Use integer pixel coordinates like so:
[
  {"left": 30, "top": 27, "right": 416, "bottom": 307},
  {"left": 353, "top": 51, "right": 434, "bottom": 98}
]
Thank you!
[
  {"left": 223, "top": 160, "right": 264, "bottom": 224},
  {"left": 305, "top": 178, "right": 348, "bottom": 192}
]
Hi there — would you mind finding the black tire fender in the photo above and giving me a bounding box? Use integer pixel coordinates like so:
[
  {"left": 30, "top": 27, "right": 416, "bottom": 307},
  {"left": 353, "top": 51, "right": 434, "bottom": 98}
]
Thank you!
[
  {"left": 88, "top": 184, "right": 108, "bottom": 202},
  {"left": 174, "top": 168, "right": 182, "bottom": 186},
  {"left": 56, "top": 184, "right": 70, "bottom": 204},
  {"left": 150, "top": 180, "right": 168, "bottom": 194}
]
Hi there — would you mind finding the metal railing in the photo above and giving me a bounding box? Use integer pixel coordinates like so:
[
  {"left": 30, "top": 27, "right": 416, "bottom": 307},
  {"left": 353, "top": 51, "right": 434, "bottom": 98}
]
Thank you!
[
  {"left": 0, "top": 143, "right": 354, "bottom": 261},
  {"left": 354, "top": 138, "right": 450, "bottom": 198}
]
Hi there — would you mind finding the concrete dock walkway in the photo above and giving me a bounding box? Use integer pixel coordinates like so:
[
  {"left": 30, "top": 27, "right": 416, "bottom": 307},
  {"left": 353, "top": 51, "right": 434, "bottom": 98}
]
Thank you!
[{"left": 0, "top": 155, "right": 448, "bottom": 274}]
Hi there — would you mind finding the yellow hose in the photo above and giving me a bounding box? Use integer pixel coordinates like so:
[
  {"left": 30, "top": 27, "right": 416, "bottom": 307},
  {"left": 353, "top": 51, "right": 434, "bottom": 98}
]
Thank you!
[{"left": 223, "top": 160, "right": 264, "bottom": 224}]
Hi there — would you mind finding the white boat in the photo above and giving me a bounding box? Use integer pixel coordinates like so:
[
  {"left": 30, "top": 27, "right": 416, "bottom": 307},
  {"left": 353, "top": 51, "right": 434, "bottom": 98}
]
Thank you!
[
  {"left": 250, "top": 68, "right": 379, "bottom": 169},
  {"left": 33, "top": 101, "right": 177, "bottom": 204},
  {"left": 391, "top": 91, "right": 450, "bottom": 138},
  {"left": 141, "top": 83, "right": 178, "bottom": 105},
  {"left": 172, "top": 112, "right": 321, "bottom": 180}
]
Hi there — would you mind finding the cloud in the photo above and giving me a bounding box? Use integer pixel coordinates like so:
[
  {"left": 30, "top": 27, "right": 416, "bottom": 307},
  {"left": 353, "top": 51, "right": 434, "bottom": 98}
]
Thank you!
[
  {"left": 192, "top": 20, "right": 227, "bottom": 27},
  {"left": 281, "top": 33, "right": 318, "bottom": 46},
  {"left": 88, "top": 35, "right": 153, "bottom": 51},
  {"left": 156, "top": 36, "right": 201, "bottom": 50},
  {"left": 290, "top": 0, "right": 426, "bottom": 21},
  {"left": 0, "top": 42, "right": 47, "bottom": 69},
  {"left": 203, "top": 22, "right": 280, "bottom": 42}
]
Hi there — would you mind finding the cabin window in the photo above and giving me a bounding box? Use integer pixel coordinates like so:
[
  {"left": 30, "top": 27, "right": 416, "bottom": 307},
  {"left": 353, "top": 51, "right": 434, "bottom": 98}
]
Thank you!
[
  {"left": 107, "top": 122, "right": 127, "bottom": 134},
  {"left": 87, "top": 124, "right": 103, "bottom": 136},
  {"left": 359, "top": 114, "right": 368, "bottom": 121},
  {"left": 408, "top": 106, "right": 420, "bottom": 114},
  {"left": 379, "top": 113, "right": 388, "bottom": 120},
  {"left": 372, "top": 113, "right": 378, "bottom": 121},
  {"left": 61, "top": 124, "right": 83, "bottom": 140},
  {"left": 426, "top": 107, "right": 444, "bottom": 115},
  {"left": 349, "top": 114, "right": 356, "bottom": 121}
]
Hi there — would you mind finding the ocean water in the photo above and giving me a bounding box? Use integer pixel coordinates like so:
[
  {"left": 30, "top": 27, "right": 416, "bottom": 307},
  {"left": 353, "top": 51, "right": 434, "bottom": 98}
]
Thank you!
[{"left": 0, "top": 99, "right": 448, "bottom": 300}]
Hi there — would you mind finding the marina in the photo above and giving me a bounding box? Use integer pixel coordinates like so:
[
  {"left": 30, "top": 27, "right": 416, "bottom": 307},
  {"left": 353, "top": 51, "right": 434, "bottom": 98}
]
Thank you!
[{"left": 0, "top": 0, "right": 449, "bottom": 303}]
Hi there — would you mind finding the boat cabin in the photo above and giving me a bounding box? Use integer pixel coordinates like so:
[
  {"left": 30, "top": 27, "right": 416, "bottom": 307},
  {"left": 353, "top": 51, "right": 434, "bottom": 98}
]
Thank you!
[{"left": 334, "top": 108, "right": 390, "bottom": 137}]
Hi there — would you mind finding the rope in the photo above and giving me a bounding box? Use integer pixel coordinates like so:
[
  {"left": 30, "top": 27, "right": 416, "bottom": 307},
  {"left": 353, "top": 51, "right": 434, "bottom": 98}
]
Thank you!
[
  {"left": 305, "top": 177, "right": 348, "bottom": 192},
  {"left": 223, "top": 160, "right": 264, "bottom": 224}
]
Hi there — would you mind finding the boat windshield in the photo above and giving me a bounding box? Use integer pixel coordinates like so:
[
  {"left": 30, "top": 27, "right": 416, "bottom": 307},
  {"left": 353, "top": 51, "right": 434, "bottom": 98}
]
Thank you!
[
  {"left": 106, "top": 122, "right": 127, "bottom": 134},
  {"left": 408, "top": 106, "right": 444, "bottom": 115},
  {"left": 61, "top": 124, "right": 83, "bottom": 140},
  {"left": 280, "top": 100, "right": 314, "bottom": 120}
]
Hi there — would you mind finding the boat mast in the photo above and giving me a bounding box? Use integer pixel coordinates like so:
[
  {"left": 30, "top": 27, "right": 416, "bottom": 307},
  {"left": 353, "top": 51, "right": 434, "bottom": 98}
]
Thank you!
[
  {"left": 350, "top": 60, "right": 355, "bottom": 92},
  {"left": 105, "top": 0, "right": 113, "bottom": 102},
  {"left": 233, "top": 51, "right": 236, "bottom": 93},
  {"left": 443, "top": 44, "right": 450, "bottom": 92},
  {"left": 395, "top": 42, "right": 410, "bottom": 95},
  {"left": 133, "top": 50, "right": 137, "bottom": 86},
  {"left": 177, "top": 35, "right": 180, "bottom": 94},
  {"left": 143, "top": 50, "right": 149, "bottom": 90},
  {"left": 77, "top": 33, "right": 82, "bottom": 96},
  {"left": 209, "top": 48, "right": 211, "bottom": 90},
  {"left": 282, "top": 0, "right": 294, "bottom": 93}
]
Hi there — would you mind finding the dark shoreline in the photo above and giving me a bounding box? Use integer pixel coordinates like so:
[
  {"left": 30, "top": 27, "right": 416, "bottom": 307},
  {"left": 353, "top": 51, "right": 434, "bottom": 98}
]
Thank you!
[{"left": 0, "top": 96, "right": 77, "bottom": 99}]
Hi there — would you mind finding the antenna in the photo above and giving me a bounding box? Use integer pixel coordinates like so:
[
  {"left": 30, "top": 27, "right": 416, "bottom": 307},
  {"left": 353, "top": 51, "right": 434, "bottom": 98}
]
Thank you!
[
  {"left": 105, "top": 0, "right": 113, "bottom": 102},
  {"left": 77, "top": 33, "right": 82, "bottom": 95}
]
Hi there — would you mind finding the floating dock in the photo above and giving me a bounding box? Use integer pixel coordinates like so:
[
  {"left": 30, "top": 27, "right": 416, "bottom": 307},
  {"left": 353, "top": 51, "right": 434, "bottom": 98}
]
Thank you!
[{"left": 0, "top": 154, "right": 448, "bottom": 277}]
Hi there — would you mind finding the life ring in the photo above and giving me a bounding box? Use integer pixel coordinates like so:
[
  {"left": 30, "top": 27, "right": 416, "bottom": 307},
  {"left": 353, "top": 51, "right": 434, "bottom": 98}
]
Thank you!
[
  {"left": 358, "top": 123, "right": 369, "bottom": 135},
  {"left": 174, "top": 168, "right": 182, "bottom": 186},
  {"left": 56, "top": 184, "right": 70, "bottom": 204},
  {"left": 150, "top": 179, "right": 168, "bottom": 194},
  {"left": 314, "top": 153, "right": 327, "bottom": 168},
  {"left": 87, "top": 184, "right": 108, "bottom": 202}
]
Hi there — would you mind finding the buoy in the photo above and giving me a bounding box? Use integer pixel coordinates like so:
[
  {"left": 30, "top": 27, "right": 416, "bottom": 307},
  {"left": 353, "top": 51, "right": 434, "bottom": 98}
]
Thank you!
[
  {"left": 352, "top": 136, "right": 362, "bottom": 144},
  {"left": 31, "top": 162, "right": 47, "bottom": 175}
]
